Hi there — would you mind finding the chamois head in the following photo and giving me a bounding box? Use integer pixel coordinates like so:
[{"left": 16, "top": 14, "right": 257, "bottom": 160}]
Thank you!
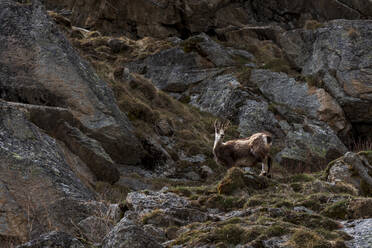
[{"left": 214, "top": 119, "right": 230, "bottom": 144}]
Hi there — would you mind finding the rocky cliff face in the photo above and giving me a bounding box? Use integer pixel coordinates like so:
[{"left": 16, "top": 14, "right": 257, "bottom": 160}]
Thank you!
[{"left": 1, "top": 0, "right": 372, "bottom": 247}]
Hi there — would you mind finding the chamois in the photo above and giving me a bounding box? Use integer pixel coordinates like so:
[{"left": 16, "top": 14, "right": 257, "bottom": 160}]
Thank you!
[{"left": 213, "top": 120, "right": 273, "bottom": 177}]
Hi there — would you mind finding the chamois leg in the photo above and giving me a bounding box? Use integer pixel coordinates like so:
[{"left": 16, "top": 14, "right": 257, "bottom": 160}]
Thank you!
[
  {"left": 259, "top": 156, "right": 270, "bottom": 177},
  {"left": 267, "top": 156, "right": 272, "bottom": 178}
]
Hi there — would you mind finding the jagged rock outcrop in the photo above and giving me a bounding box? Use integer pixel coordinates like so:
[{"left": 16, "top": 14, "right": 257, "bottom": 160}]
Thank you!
[
  {"left": 125, "top": 47, "right": 222, "bottom": 93},
  {"left": 42, "top": 0, "right": 372, "bottom": 38},
  {"left": 125, "top": 33, "right": 254, "bottom": 94},
  {"left": 280, "top": 19, "right": 372, "bottom": 138},
  {"left": 251, "top": 69, "right": 351, "bottom": 136},
  {"left": 0, "top": 101, "right": 96, "bottom": 245},
  {"left": 0, "top": 0, "right": 144, "bottom": 179}
]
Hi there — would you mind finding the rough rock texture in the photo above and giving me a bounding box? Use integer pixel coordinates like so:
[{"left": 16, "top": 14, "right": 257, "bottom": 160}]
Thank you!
[
  {"left": 125, "top": 33, "right": 254, "bottom": 93},
  {"left": 42, "top": 0, "right": 372, "bottom": 38},
  {"left": 327, "top": 152, "right": 372, "bottom": 196},
  {"left": 16, "top": 231, "right": 84, "bottom": 248},
  {"left": 276, "top": 122, "right": 348, "bottom": 171},
  {"left": 126, "top": 47, "right": 222, "bottom": 93},
  {"left": 343, "top": 219, "right": 372, "bottom": 248},
  {"left": 190, "top": 71, "right": 347, "bottom": 169},
  {"left": 251, "top": 69, "right": 351, "bottom": 136},
  {"left": 189, "top": 73, "right": 281, "bottom": 137},
  {"left": 281, "top": 19, "right": 372, "bottom": 138},
  {"left": 126, "top": 190, "right": 208, "bottom": 225},
  {"left": 0, "top": 101, "right": 98, "bottom": 244},
  {"left": 101, "top": 218, "right": 163, "bottom": 248},
  {"left": 0, "top": 0, "right": 143, "bottom": 176},
  {"left": 77, "top": 216, "right": 113, "bottom": 244}
]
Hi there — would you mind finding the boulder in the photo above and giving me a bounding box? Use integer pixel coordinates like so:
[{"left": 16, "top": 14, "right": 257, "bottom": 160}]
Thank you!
[
  {"left": 101, "top": 218, "right": 163, "bottom": 248},
  {"left": 16, "top": 231, "right": 83, "bottom": 248},
  {"left": 126, "top": 191, "right": 207, "bottom": 226},
  {"left": 326, "top": 152, "right": 372, "bottom": 196},
  {"left": 0, "top": 0, "right": 144, "bottom": 172},
  {"left": 277, "top": 122, "right": 347, "bottom": 172}
]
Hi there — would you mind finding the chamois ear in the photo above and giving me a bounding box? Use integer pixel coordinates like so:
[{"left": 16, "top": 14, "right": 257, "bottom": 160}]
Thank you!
[
  {"left": 214, "top": 120, "right": 220, "bottom": 131},
  {"left": 222, "top": 120, "right": 230, "bottom": 131}
]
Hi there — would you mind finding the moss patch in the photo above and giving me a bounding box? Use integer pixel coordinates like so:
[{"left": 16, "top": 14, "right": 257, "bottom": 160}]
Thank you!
[
  {"left": 217, "top": 167, "right": 246, "bottom": 195},
  {"left": 289, "top": 228, "right": 331, "bottom": 248},
  {"left": 320, "top": 200, "right": 349, "bottom": 219}
]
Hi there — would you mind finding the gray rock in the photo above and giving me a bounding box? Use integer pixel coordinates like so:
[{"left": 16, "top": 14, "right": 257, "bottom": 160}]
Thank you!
[
  {"left": 262, "top": 235, "right": 290, "bottom": 248},
  {"left": 327, "top": 152, "right": 372, "bottom": 195},
  {"left": 102, "top": 218, "right": 163, "bottom": 248},
  {"left": 184, "top": 171, "right": 201, "bottom": 181},
  {"left": 276, "top": 122, "right": 347, "bottom": 171},
  {"left": 191, "top": 70, "right": 347, "bottom": 169},
  {"left": 343, "top": 219, "right": 372, "bottom": 248},
  {"left": 250, "top": 69, "right": 351, "bottom": 136},
  {"left": 186, "top": 33, "right": 254, "bottom": 67},
  {"left": 78, "top": 216, "right": 113, "bottom": 244},
  {"left": 251, "top": 70, "right": 320, "bottom": 119},
  {"left": 107, "top": 203, "right": 125, "bottom": 223},
  {"left": 201, "top": 165, "right": 214, "bottom": 176},
  {"left": 16, "top": 231, "right": 83, "bottom": 248},
  {"left": 0, "top": 101, "right": 98, "bottom": 242},
  {"left": 0, "top": 0, "right": 143, "bottom": 168},
  {"left": 126, "top": 47, "right": 223, "bottom": 92},
  {"left": 143, "top": 224, "right": 167, "bottom": 243},
  {"left": 294, "top": 206, "right": 314, "bottom": 214},
  {"left": 237, "top": 99, "right": 282, "bottom": 137},
  {"left": 284, "top": 20, "right": 372, "bottom": 138},
  {"left": 126, "top": 191, "right": 190, "bottom": 214},
  {"left": 126, "top": 191, "right": 207, "bottom": 226},
  {"left": 45, "top": 0, "right": 372, "bottom": 38},
  {"left": 190, "top": 74, "right": 248, "bottom": 120}
]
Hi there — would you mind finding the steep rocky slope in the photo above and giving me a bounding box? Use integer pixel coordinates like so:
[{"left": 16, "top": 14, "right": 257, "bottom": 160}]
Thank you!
[{"left": 1, "top": 0, "right": 372, "bottom": 247}]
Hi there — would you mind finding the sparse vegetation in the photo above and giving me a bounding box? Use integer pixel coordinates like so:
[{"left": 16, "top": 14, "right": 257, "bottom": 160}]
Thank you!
[
  {"left": 288, "top": 228, "right": 331, "bottom": 248},
  {"left": 347, "top": 27, "right": 360, "bottom": 39},
  {"left": 304, "top": 20, "right": 324, "bottom": 30},
  {"left": 10, "top": 10, "right": 367, "bottom": 248}
]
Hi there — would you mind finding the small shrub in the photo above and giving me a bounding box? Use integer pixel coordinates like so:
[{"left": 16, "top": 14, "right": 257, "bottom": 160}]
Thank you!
[
  {"left": 347, "top": 28, "right": 360, "bottom": 39},
  {"left": 210, "top": 224, "right": 262, "bottom": 245},
  {"left": 141, "top": 209, "right": 164, "bottom": 225},
  {"left": 306, "top": 75, "right": 324, "bottom": 89},
  {"left": 320, "top": 200, "right": 349, "bottom": 219},
  {"left": 289, "top": 174, "right": 316, "bottom": 183},
  {"left": 95, "top": 181, "right": 130, "bottom": 203},
  {"left": 290, "top": 183, "right": 303, "bottom": 192},
  {"left": 205, "top": 194, "right": 245, "bottom": 211},
  {"left": 217, "top": 167, "right": 245, "bottom": 195},
  {"left": 289, "top": 228, "right": 331, "bottom": 248},
  {"left": 304, "top": 20, "right": 324, "bottom": 30},
  {"left": 260, "top": 58, "right": 291, "bottom": 74},
  {"left": 265, "top": 224, "right": 290, "bottom": 237}
]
